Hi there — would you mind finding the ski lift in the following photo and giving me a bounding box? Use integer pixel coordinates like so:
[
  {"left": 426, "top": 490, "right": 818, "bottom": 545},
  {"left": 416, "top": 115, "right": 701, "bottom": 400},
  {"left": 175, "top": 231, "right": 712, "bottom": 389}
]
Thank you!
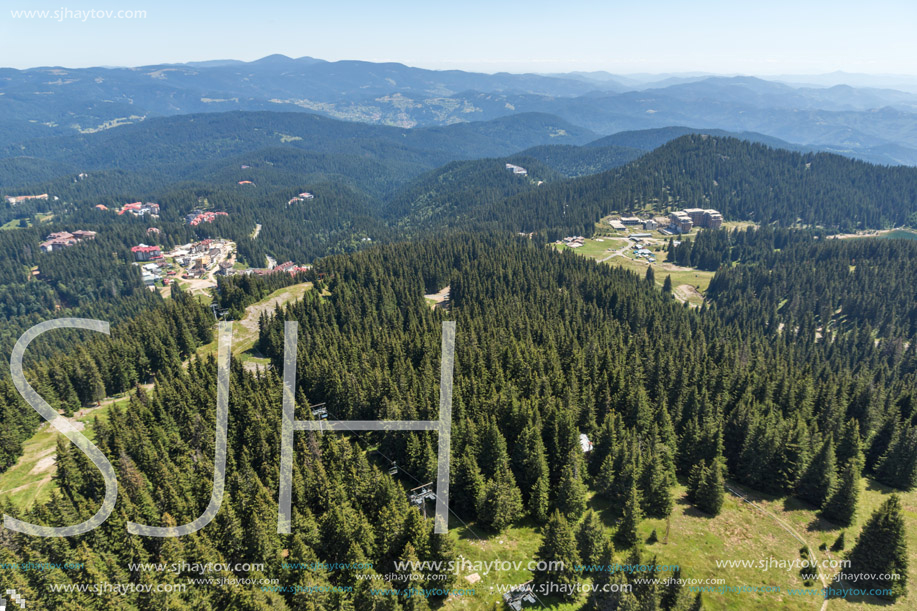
[
  {"left": 310, "top": 403, "right": 328, "bottom": 420},
  {"left": 409, "top": 483, "right": 436, "bottom": 506},
  {"left": 388, "top": 462, "right": 399, "bottom": 476}
]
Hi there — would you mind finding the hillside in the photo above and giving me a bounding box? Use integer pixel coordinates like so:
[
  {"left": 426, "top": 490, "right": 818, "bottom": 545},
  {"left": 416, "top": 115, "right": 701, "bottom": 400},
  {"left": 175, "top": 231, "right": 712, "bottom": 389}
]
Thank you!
[
  {"left": 384, "top": 157, "right": 562, "bottom": 229},
  {"left": 1, "top": 111, "right": 595, "bottom": 174},
  {"left": 586, "top": 126, "right": 808, "bottom": 153},
  {"left": 500, "top": 135, "right": 917, "bottom": 235},
  {"left": 510, "top": 143, "right": 644, "bottom": 177}
]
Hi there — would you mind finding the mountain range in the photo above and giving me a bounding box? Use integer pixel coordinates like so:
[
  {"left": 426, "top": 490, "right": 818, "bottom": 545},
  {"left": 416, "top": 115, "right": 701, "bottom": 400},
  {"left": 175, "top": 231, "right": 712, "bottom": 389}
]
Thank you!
[{"left": 3, "top": 56, "right": 917, "bottom": 165}]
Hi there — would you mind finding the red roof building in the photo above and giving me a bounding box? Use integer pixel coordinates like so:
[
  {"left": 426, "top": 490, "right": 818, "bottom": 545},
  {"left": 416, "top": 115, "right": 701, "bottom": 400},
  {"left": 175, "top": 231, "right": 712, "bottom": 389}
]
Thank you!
[{"left": 131, "top": 244, "right": 163, "bottom": 262}]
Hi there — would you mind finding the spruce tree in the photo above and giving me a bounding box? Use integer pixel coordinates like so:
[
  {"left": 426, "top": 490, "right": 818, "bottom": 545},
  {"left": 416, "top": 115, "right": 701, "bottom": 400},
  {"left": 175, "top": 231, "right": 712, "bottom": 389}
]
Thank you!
[
  {"left": 865, "top": 411, "right": 900, "bottom": 472},
  {"left": 695, "top": 460, "right": 724, "bottom": 516},
  {"left": 660, "top": 566, "right": 689, "bottom": 611},
  {"left": 534, "top": 511, "right": 581, "bottom": 601},
  {"left": 513, "top": 423, "right": 551, "bottom": 521},
  {"left": 477, "top": 464, "right": 524, "bottom": 532},
  {"left": 686, "top": 460, "right": 706, "bottom": 505},
  {"left": 554, "top": 462, "right": 589, "bottom": 519},
  {"left": 616, "top": 480, "right": 643, "bottom": 549},
  {"left": 453, "top": 452, "right": 484, "bottom": 517},
  {"left": 820, "top": 461, "right": 858, "bottom": 526},
  {"left": 846, "top": 495, "right": 908, "bottom": 600},
  {"left": 830, "top": 531, "right": 845, "bottom": 552},
  {"left": 796, "top": 436, "right": 836, "bottom": 508},
  {"left": 576, "top": 509, "right": 606, "bottom": 567},
  {"left": 835, "top": 418, "right": 864, "bottom": 474},
  {"left": 597, "top": 452, "right": 617, "bottom": 499},
  {"left": 875, "top": 425, "right": 917, "bottom": 491},
  {"left": 641, "top": 449, "right": 674, "bottom": 518},
  {"left": 776, "top": 418, "right": 810, "bottom": 493}
]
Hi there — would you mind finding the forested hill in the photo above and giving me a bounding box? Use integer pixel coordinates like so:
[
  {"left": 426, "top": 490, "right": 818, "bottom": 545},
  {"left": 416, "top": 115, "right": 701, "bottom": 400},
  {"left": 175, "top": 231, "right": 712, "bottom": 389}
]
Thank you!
[
  {"left": 586, "top": 126, "right": 807, "bottom": 153},
  {"left": 497, "top": 135, "right": 917, "bottom": 236},
  {"left": 508, "top": 143, "right": 644, "bottom": 177},
  {"left": 0, "top": 110, "right": 596, "bottom": 179},
  {"left": 383, "top": 157, "right": 562, "bottom": 230}
]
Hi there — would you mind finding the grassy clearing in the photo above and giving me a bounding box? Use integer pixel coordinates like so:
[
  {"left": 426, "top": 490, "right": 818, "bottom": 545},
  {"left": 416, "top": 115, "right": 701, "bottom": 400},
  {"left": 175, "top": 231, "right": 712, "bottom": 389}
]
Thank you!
[
  {"left": 196, "top": 282, "right": 312, "bottom": 364},
  {"left": 440, "top": 477, "right": 916, "bottom": 610},
  {"left": 1, "top": 218, "right": 31, "bottom": 230},
  {"left": 556, "top": 237, "right": 713, "bottom": 306},
  {"left": 444, "top": 520, "right": 582, "bottom": 610},
  {"left": 0, "top": 394, "right": 130, "bottom": 509},
  {"left": 749, "top": 478, "right": 917, "bottom": 610}
]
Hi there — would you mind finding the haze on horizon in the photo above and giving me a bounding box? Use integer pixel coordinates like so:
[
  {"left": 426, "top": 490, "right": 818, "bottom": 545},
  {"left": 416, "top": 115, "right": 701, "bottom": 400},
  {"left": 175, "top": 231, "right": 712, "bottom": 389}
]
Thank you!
[{"left": 1, "top": 0, "right": 916, "bottom": 77}]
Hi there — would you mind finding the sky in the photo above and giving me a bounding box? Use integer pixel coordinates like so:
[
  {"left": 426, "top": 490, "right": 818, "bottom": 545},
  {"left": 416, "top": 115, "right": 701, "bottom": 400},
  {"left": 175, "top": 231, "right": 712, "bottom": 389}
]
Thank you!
[{"left": 1, "top": 0, "right": 916, "bottom": 75}]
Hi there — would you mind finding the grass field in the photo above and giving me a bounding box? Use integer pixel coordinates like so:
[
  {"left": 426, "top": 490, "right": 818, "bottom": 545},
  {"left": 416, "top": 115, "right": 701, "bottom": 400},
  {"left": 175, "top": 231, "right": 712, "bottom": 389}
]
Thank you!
[
  {"left": 554, "top": 237, "right": 714, "bottom": 306},
  {"left": 0, "top": 394, "right": 129, "bottom": 508},
  {"left": 0, "top": 218, "right": 31, "bottom": 230},
  {"left": 196, "top": 282, "right": 313, "bottom": 371},
  {"left": 439, "top": 478, "right": 916, "bottom": 610}
]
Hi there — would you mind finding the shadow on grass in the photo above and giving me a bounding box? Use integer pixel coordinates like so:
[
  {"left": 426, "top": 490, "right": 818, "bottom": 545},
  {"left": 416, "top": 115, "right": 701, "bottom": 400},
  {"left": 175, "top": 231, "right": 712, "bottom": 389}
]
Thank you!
[
  {"left": 782, "top": 494, "right": 818, "bottom": 514},
  {"left": 827, "top": 577, "right": 897, "bottom": 607},
  {"left": 588, "top": 493, "right": 623, "bottom": 526},
  {"left": 672, "top": 495, "right": 715, "bottom": 520},
  {"left": 864, "top": 477, "right": 900, "bottom": 495}
]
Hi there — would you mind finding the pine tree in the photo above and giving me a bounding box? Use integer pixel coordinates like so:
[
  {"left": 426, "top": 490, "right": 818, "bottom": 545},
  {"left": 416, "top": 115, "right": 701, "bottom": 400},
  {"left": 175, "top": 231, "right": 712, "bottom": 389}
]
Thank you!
[
  {"left": 596, "top": 452, "right": 617, "bottom": 500},
  {"left": 477, "top": 464, "right": 523, "bottom": 532},
  {"left": 820, "top": 461, "right": 858, "bottom": 526},
  {"left": 554, "top": 462, "right": 589, "bottom": 519},
  {"left": 796, "top": 436, "right": 836, "bottom": 508},
  {"left": 576, "top": 509, "right": 606, "bottom": 567},
  {"left": 835, "top": 418, "right": 864, "bottom": 474},
  {"left": 660, "top": 566, "right": 690, "bottom": 611},
  {"left": 534, "top": 511, "right": 581, "bottom": 601},
  {"left": 646, "top": 266, "right": 656, "bottom": 286},
  {"left": 846, "top": 495, "right": 909, "bottom": 600},
  {"left": 695, "top": 460, "right": 724, "bottom": 516},
  {"left": 686, "top": 460, "right": 706, "bottom": 506},
  {"left": 616, "top": 480, "right": 643, "bottom": 549},
  {"left": 662, "top": 275, "right": 673, "bottom": 294},
  {"left": 875, "top": 424, "right": 917, "bottom": 491},
  {"left": 640, "top": 449, "right": 674, "bottom": 518}
]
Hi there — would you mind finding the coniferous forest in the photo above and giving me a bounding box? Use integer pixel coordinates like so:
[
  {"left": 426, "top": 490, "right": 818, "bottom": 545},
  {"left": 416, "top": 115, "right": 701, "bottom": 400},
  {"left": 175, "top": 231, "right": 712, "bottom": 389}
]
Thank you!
[{"left": 0, "top": 110, "right": 916, "bottom": 610}]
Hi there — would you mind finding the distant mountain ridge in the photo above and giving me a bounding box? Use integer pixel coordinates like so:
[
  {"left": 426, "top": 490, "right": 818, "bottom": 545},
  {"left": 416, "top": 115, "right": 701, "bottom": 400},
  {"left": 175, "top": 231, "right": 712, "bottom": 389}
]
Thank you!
[{"left": 2, "top": 56, "right": 917, "bottom": 165}]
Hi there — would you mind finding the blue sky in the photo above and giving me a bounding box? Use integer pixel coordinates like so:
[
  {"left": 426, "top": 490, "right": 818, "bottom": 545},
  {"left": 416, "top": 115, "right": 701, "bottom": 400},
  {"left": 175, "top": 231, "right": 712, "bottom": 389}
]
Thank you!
[{"left": 1, "top": 0, "right": 916, "bottom": 74}]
